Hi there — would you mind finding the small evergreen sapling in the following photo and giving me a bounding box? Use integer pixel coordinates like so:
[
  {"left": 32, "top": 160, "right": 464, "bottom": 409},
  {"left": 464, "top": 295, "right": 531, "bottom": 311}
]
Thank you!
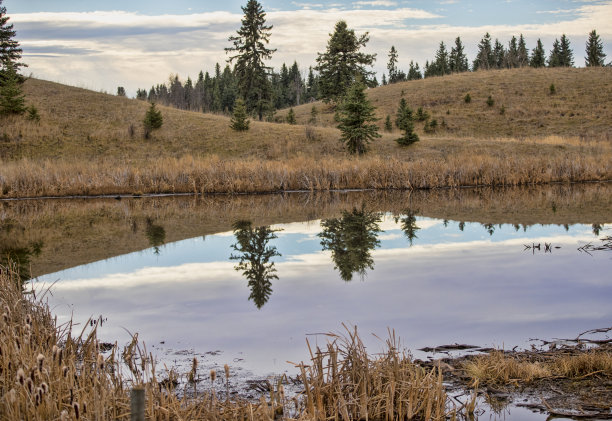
[
  {"left": 395, "top": 98, "right": 413, "bottom": 129},
  {"left": 416, "top": 107, "right": 429, "bottom": 121},
  {"left": 26, "top": 105, "right": 40, "bottom": 122},
  {"left": 286, "top": 108, "right": 296, "bottom": 124},
  {"left": 464, "top": 93, "right": 471, "bottom": 103},
  {"left": 549, "top": 83, "right": 556, "bottom": 95},
  {"left": 336, "top": 79, "right": 380, "bottom": 155},
  {"left": 384, "top": 115, "right": 392, "bottom": 132},
  {"left": 486, "top": 95, "right": 494, "bottom": 107},
  {"left": 309, "top": 105, "right": 318, "bottom": 124},
  {"left": 395, "top": 98, "right": 419, "bottom": 146},
  {"left": 143, "top": 102, "right": 163, "bottom": 138},
  {"left": 0, "top": 64, "right": 26, "bottom": 116},
  {"left": 230, "top": 98, "right": 250, "bottom": 131}
]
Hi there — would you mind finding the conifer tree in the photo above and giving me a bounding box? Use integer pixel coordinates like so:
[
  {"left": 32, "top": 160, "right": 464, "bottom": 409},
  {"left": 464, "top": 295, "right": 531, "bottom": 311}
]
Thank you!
[
  {"left": 387, "top": 46, "right": 400, "bottom": 83},
  {"left": 558, "top": 34, "right": 574, "bottom": 67},
  {"left": 517, "top": 34, "right": 529, "bottom": 67},
  {"left": 336, "top": 78, "right": 380, "bottom": 155},
  {"left": 449, "top": 37, "right": 469, "bottom": 72},
  {"left": 0, "top": 62, "right": 25, "bottom": 115},
  {"left": 493, "top": 39, "right": 505, "bottom": 69},
  {"left": 505, "top": 36, "right": 519, "bottom": 68},
  {"left": 230, "top": 98, "right": 250, "bottom": 131},
  {"left": 315, "top": 21, "right": 376, "bottom": 102},
  {"left": 585, "top": 29, "right": 606, "bottom": 67},
  {"left": 309, "top": 105, "right": 318, "bottom": 124},
  {"left": 530, "top": 39, "right": 546, "bottom": 67},
  {"left": 0, "top": 0, "right": 26, "bottom": 81},
  {"left": 286, "top": 108, "right": 296, "bottom": 124},
  {"left": 226, "top": 0, "right": 276, "bottom": 120},
  {"left": 395, "top": 98, "right": 419, "bottom": 146},
  {"left": 384, "top": 115, "right": 392, "bottom": 132},
  {"left": 473, "top": 33, "right": 494, "bottom": 71},
  {"left": 407, "top": 61, "right": 422, "bottom": 80},
  {"left": 548, "top": 38, "right": 562, "bottom": 67},
  {"left": 306, "top": 66, "right": 319, "bottom": 101},
  {"left": 434, "top": 41, "right": 450, "bottom": 75}
]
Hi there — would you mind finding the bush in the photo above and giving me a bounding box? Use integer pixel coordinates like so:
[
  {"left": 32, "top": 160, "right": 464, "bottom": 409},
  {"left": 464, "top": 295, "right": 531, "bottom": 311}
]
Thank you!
[
  {"left": 309, "top": 105, "right": 318, "bottom": 124},
  {"left": 416, "top": 107, "right": 429, "bottom": 122},
  {"left": 549, "top": 83, "right": 556, "bottom": 95},
  {"left": 499, "top": 105, "right": 506, "bottom": 115},
  {"left": 384, "top": 115, "right": 392, "bottom": 132},
  {"left": 486, "top": 96, "right": 494, "bottom": 107},
  {"left": 286, "top": 108, "right": 296, "bottom": 125},
  {"left": 464, "top": 93, "right": 471, "bottom": 103},
  {"left": 424, "top": 118, "right": 438, "bottom": 133}
]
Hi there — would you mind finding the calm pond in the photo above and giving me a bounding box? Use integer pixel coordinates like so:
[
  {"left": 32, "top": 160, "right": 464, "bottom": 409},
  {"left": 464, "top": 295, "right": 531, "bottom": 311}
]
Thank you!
[{"left": 2, "top": 185, "right": 611, "bottom": 397}]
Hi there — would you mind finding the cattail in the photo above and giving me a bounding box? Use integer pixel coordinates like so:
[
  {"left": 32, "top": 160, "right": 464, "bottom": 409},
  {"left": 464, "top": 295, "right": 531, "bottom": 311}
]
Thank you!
[
  {"left": 26, "top": 377, "right": 33, "bottom": 393},
  {"left": 97, "top": 354, "right": 105, "bottom": 370},
  {"left": 210, "top": 369, "right": 216, "bottom": 383},
  {"left": 35, "top": 391, "right": 41, "bottom": 406},
  {"left": 6, "top": 388, "right": 16, "bottom": 404},
  {"left": 52, "top": 345, "right": 59, "bottom": 361},
  {"left": 60, "top": 410, "right": 68, "bottom": 421},
  {"left": 2, "top": 313, "right": 8, "bottom": 324},
  {"left": 82, "top": 401, "right": 87, "bottom": 414},
  {"left": 224, "top": 364, "right": 230, "bottom": 380},
  {"left": 37, "top": 353, "right": 45, "bottom": 371},
  {"left": 36, "top": 387, "right": 44, "bottom": 405},
  {"left": 62, "top": 366, "right": 69, "bottom": 378},
  {"left": 73, "top": 402, "right": 80, "bottom": 419},
  {"left": 25, "top": 314, "right": 32, "bottom": 326},
  {"left": 16, "top": 368, "right": 25, "bottom": 385},
  {"left": 40, "top": 382, "right": 49, "bottom": 394},
  {"left": 14, "top": 338, "right": 20, "bottom": 351},
  {"left": 69, "top": 389, "right": 73, "bottom": 404}
]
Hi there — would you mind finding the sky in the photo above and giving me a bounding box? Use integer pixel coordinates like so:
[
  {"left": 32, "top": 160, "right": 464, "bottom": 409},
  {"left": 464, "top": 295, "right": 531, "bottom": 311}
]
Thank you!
[{"left": 4, "top": 0, "right": 612, "bottom": 96}]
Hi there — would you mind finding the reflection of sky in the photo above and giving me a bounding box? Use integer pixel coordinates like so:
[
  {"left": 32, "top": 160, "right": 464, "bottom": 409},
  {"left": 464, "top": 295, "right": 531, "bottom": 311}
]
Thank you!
[{"left": 36, "top": 217, "right": 611, "bottom": 375}]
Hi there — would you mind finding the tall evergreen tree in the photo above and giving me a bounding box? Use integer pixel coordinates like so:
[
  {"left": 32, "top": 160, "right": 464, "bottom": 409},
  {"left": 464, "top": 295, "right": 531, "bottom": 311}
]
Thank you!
[
  {"left": 530, "top": 39, "right": 546, "bottom": 67},
  {"left": 449, "top": 36, "right": 469, "bottom": 72},
  {"left": 548, "top": 38, "right": 562, "bottom": 67},
  {"left": 585, "top": 29, "right": 606, "bottom": 67},
  {"left": 387, "top": 45, "right": 401, "bottom": 83},
  {"left": 0, "top": 0, "right": 26, "bottom": 81},
  {"left": 226, "top": 0, "right": 276, "bottom": 120},
  {"left": 306, "top": 66, "right": 319, "bottom": 101},
  {"left": 407, "top": 61, "right": 422, "bottom": 80},
  {"left": 315, "top": 21, "right": 376, "bottom": 102},
  {"left": 505, "top": 36, "right": 519, "bottom": 68},
  {"left": 517, "top": 34, "right": 529, "bottom": 67},
  {"left": 473, "top": 33, "right": 494, "bottom": 71},
  {"left": 558, "top": 34, "right": 574, "bottom": 67},
  {"left": 336, "top": 78, "right": 380, "bottom": 155},
  {"left": 493, "top": 39, "right": 505, "bottom": 69},
  {"left": 230, "top": 98, "right": 250, "bottom": 131},
  {"left": 434, "top": 41, "right": 450, "bottom": 75}
]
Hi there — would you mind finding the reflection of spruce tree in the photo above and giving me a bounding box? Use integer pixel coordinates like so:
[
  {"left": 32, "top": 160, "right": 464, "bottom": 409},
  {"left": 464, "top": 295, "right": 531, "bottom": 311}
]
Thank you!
[
  {"left": 592, "top": 224, "right": 602, "bottom": 236},
  {"left": 394, "top": 210, "right": 419, "bottom": 246},
  {"left": 0, "top": 241, "right": 43, "bottom": 284},
  {"left": 230, "top": 221, "right": 281, "bottom": 309},
  {"left": 145, "top": 218, "right": 166, "bottom": 254},
  {"left": 319, "top": 206, "right": 382, "bottom": 282}
]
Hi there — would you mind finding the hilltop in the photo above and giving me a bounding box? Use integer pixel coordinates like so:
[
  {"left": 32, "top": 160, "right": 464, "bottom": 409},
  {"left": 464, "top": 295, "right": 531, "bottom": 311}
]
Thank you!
[{"left": 0, "top": 67, "right": 611, "bottom": 198}]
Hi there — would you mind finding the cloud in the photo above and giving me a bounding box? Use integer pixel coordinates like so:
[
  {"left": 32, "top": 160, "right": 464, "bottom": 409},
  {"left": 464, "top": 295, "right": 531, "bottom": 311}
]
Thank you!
[
  {"left": 10, "top": 2, "right": 612, "bottom": 95},
  {"left": 353, "top": 0, "right": 398, "bottom": 7}
]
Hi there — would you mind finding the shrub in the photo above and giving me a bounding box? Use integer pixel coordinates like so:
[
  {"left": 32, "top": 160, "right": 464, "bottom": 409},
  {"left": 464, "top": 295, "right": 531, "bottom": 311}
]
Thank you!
[
  {"left": 486, "top": 96, "right": 495, "bottom": 107},
  {"left": 500, "top": 105, "right": 506, "bottom": 115},
  {"left": 424, "top": 118, "right": 438, "bottom": 133},
  {"left": 286, "top": 108, "right": 297, "bottom": 125},
  {"left": 309, "top": 105, "right": 318, "bottom": 124},
  {"left": 549, "top": 83, "right": 556, "bottom": 95},
  {"left": 464, "top": 93, "right": 472, "bottom": 103},
  {"left": 416, "top": 107, "right": 429, "bottom": 122},
  {"left": 384, "top": 115, "right": 392, "bottom": 132},
  {"left": 26, "top": 105, "right": 40, "bottom": 122}
]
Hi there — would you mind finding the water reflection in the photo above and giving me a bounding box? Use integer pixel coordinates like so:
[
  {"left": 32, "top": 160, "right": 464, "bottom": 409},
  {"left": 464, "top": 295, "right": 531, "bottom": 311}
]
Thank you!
[
  {"left": 394, "top": 209, "right": 419, "bottom": 245},
  {"left": 145, "top": 218, "right": 166, "bottom": 255},
  {"left": 319, "top": 206, "right": 382, "bottom": 281},
  {"left": 0, "top": 241, "right": 43, "bottom": 283},
  {"left": 230, "top": 221, "right": 281, "bottom": 309}
]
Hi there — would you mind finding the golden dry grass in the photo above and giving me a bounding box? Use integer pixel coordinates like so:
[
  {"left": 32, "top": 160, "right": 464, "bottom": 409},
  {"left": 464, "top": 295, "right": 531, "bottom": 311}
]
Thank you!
[
  {"left": 462, "top": 348, "right": 612, "bottom": 386},
  {"left": 280, "top": 67, "right": 612, "bottom": 140}
]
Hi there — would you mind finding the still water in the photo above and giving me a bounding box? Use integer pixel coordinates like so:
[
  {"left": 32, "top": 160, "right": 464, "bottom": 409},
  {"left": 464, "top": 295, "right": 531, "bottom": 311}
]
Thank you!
[{"left": 25, "top": 189, "right": 611, "bottom": 380}]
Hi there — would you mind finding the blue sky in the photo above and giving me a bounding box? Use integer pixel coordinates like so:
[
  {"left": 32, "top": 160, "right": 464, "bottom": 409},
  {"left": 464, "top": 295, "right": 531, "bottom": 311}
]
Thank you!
[{"left": 4, "top": 0, "right": 611, "bottom": 95}]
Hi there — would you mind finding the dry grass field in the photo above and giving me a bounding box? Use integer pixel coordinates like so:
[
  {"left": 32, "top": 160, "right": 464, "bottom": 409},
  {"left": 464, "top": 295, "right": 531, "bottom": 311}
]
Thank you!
[{"left": 0, "top": 67, "right": 611, "bottom": 198}]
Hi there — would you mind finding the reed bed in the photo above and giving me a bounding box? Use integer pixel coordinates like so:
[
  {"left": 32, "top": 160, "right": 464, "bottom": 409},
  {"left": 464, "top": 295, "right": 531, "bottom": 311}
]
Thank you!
[
  {"left": 462, "top": 348, "right": 612, "bottom": 386},
  {"left": 294, "top": 326, "right": 450, "bottom": 420},
  {"left": 1, "top": 146, "right": 611, "bottom": 198}
]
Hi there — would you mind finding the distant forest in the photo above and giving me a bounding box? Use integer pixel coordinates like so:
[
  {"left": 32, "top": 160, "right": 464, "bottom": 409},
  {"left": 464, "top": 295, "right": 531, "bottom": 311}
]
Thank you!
[{"left": 133, "top": 28, "right": 607, "bottom": 118}]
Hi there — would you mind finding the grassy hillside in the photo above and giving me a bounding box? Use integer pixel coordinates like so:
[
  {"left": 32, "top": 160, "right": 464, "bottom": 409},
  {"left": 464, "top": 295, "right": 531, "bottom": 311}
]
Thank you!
[
  {"left": 0, "top": 67, "right": 611, "bottom": 198},
  {"left": 279, "top": 67, "right": 612, "bottom": 139}
]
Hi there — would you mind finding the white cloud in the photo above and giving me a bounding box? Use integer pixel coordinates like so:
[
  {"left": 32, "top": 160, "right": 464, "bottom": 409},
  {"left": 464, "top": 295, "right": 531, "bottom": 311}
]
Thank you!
[
  {"left": 11, "top": 2, "right": 612, "bottom": 95},
  {"left": 353, "top": 1, "right": 398, "bottom": 7}
]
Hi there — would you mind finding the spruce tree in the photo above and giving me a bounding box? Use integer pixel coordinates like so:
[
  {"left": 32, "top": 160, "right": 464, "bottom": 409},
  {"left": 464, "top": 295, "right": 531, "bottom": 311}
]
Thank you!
[
  {"left": 517, "top": 34, "right": 529, "bottom": 67},
  {"left": 585, "top": 29, "right": 606, "bottom": 67},
  {"left": 384, "top": 115, "right": 392, "bottom": 132},
  {"left": 548, "top": 38, "right": 562, "bottom": 67},
  {"left": 493, "top": 39, "right": 505, "bottom": 69},
  {"left": 407, "top": 61, "right": 422, "bottom": 80},
  {"left": 558, "top": 34, "right": 574, "bottom": 67},
  {"left": 143, "top": 102, "right": 163, "bottom": 137},
  {"left": 530, "top": 39, "right": 546, "bottom": 67},
  {"left": 505, "top": 36, "right": 519, "bottom": 68},
  {"left": 387, "top": 45, "right": 399, "bottom": 83},
  {"left": 0, "top": 62, "right": 25, "bottom": 115},
  {"left": 473, "top": 33, "right": 494, "bottom": 71},
  {"left": 395, "top": 98, "right": 419, "bottom": 146},
  {"left": 286, "top": 107, "right": 296, "bottom": 124},
  {"left": 315, "top": 21, "right": 376, "bottom": 102},
  {"left": 0, "top": 0, "right": 26, "bottom": 81},
  {"left": 230, "top": 98, "right": 250, "bottom": 131},
  {"left": 449, "top": 37, "right": 469, "bottom": 73},
  {"left": 226, "top": 0, "right": 276, "bottom": 120},
  {"left": 309, "top": 105, "right": 318, "bottom": 124},
  {"left": 336, "top": 78, "right": 380, "bottom": 155},
  {"left": 434, "top": 41, "right": 450, "bottom": 76},
  {"left": 306, "top": 66, "right": 319, "bottom": 101}
]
